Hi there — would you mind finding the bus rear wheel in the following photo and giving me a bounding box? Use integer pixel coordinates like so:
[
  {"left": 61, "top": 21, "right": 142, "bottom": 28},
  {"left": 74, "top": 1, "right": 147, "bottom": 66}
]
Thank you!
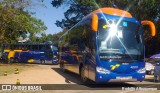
[
  {"left": 9, "top": 58, "right": 14, "bottom": 63},
  {"left": 40, "top": 60, "right": 45, "bottom": 64},
  {"left": 80, "top": 66, "right": 88, "bottom": 83}
]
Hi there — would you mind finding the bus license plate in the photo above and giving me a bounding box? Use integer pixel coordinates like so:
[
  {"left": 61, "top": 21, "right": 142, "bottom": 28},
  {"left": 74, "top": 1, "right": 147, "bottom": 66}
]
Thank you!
[{"left": 116, "top": 76, "right": 132, "bottom": 80}]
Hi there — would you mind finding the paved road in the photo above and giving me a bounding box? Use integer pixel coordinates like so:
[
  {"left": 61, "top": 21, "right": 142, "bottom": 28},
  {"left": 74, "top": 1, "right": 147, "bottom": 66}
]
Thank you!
[{"left": 0, "top": 64, "right": 159, "bottom": 93}]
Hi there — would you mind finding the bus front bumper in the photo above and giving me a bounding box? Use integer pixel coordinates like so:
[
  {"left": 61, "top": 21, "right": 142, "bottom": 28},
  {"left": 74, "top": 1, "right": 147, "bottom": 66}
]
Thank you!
[{"left": 95, "top": 72, "right": 145, "bottom": 82}]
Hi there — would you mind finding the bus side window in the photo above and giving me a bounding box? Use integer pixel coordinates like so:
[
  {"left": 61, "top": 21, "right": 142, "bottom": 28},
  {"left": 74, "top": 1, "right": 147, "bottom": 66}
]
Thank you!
[
  {"left": 10, "top": 45, "right": 14, "bottom": 51},
  {"left": 32, "top": 45, "right": 38, "bottom": 50},
  {"left": 46, "top": 45, "right": 51, "bottom": 50},
  {"left": 39, "top": 45, "right": 45, "bottom": 50},
  {"left": 27, "top": 45, "right": 31, "bottom": 50},
  {"left": 22, "top": 47, "right": 26, "bottom": 51}
]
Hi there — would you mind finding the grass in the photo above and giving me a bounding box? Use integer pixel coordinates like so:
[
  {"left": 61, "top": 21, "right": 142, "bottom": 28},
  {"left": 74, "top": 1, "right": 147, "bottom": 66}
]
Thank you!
[{"left": 0, "top": 63, "right": 35, "bottom": 76}]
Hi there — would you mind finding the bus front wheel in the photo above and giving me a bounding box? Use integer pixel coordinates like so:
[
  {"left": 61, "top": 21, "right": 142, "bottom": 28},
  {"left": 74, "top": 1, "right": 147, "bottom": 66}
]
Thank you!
[{"left": 80, "top": 66, "right": 88, "bottom": 83}]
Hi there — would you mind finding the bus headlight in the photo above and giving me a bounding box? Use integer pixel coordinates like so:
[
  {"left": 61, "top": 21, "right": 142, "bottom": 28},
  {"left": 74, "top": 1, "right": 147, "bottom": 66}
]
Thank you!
[
  {"left": 137, "top": 68, "right": 146, "bottom": 73},
  {"left": 96, "top": 67, "right": 110, "bottom": 74}
]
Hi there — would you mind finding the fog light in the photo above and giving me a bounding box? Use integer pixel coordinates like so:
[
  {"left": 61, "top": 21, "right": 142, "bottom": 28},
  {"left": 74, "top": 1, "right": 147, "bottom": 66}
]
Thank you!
[{"left": 96, "top": 67, "right": 110, "bottom": 74}]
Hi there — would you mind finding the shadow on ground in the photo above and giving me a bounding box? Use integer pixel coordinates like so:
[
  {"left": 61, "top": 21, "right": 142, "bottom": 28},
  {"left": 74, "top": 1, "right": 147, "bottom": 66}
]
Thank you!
[{"left": 51, "top": 68, "right": 137, "bottom": 90}]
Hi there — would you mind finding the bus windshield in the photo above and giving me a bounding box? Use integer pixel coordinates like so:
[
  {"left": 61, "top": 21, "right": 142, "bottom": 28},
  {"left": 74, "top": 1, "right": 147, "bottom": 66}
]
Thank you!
[{"left": 98, "top": 19, "right": 144, "bottom": 61}]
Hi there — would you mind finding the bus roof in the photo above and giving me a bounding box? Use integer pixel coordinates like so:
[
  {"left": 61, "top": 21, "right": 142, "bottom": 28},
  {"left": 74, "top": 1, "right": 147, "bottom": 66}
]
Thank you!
[{"left": 91, "top": 7, "right": 132, "bottom": 18}]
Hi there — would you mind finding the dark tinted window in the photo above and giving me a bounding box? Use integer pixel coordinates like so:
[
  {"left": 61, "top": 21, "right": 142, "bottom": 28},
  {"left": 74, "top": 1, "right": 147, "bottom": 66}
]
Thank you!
[
  {"left": 31, "top": 45, "right": 38, "bottom": 50},
  {"left": 39, "top": 45, "right": 45, "bottom": 50},
  {"left": 46, "top": 45, "right": 51, "bottom": 50}
]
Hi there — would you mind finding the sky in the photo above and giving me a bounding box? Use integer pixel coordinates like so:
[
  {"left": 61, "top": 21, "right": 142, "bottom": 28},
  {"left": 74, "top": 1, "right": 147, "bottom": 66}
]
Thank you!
[{"left": 32, "top": 0, "right": 67, "bottom": 35}]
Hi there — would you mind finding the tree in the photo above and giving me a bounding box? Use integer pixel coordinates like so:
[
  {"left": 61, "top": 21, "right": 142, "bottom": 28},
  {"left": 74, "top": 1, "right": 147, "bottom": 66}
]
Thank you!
[
  {"left": 42, "top": 29, "right": 67, "bottom": 45},
  {"left": 51, "top": 29, "right": 67, "bottom": 45},
  {"left": 0, "top": 0, "right": 47, "bottom": 44},
  {"left": 51, "top": 0, "right": 160, "bottom": 56},
  {"left": 51, "top": 0, "right": 160, "bottom": 29}
]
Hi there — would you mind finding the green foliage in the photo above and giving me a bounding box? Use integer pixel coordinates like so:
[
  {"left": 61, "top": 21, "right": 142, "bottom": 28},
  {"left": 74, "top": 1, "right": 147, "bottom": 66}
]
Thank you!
[
  {"left": 51, "top": 0, "right": 160, "bottom": 30},
  {"left": 47, "top": 29, "right": 67, "bottom": 45},
  {"left": 37, "top": 29, "right": 67, "bottom": 45},
  {"left": 0, "top": 0, "right": 47, "bottom": 44},
  {"left": 51, "top": 0, "right": 160, "bottom": 56},
  {"left": 27, "top": 29, "right": 66, "bottom": 45}
]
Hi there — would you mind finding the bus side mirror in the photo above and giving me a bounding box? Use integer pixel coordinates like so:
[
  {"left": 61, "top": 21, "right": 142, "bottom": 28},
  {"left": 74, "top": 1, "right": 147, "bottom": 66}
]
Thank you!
[
  {"left": 92, "top": 14, "right": 98, "bottom": 32},
  {"left": 141, "top": 20, "right": 156, "bottom": 36}
]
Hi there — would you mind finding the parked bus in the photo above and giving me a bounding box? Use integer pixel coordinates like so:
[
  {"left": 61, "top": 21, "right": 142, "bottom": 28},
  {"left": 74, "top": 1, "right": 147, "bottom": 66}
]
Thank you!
[
  {"left": 1, "top": 43, "right": 58, "bottom": 64},
  {"left": 58, "top": 7, "right": 156, "bottom": 83}
]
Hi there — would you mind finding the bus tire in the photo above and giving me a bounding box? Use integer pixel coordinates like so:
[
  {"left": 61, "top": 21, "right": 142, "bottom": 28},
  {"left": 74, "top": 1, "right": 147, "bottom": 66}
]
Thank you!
[
  {"left": 154, "top": 75, "right": 160, "bottom": 82},
  {"left": 40, "top": 60, "right": 45, "bottom": 64},
  {"left": 80, "top": 66, "right": 88, "bottom": 83},
  {"left": 10, "top": 58, "right": 14, "bottom": 63}
]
